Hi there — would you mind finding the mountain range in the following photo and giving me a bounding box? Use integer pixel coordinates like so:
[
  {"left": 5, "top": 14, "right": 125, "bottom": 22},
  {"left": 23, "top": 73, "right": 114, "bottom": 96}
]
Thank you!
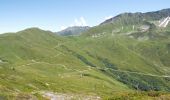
[
  {"left": 0, "top": 8, "right": 170, "bottom": 100},
  {"left": 57, "top": 26, "right": 90, "bottom": 36}
]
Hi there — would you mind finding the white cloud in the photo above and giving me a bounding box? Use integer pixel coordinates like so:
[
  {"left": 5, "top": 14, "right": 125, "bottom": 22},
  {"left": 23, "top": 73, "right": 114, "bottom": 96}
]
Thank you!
[
  {"left": 75, "top": 19, "right": 80, "bottom": 26},
  {"left": 60, "top": 26, "right": 67, "bottom": 30},
  {"left": 80, "top": 17, "right": 87, "bottom": 26},
  {"left": 104, "top": 15, "right": 113, "bottom": 20},
  {"left": 58, "top": 17, "right": 88, "bottom": 31},
  {"left": 74, "top": 17, "right": 87, "bottom": 26}
]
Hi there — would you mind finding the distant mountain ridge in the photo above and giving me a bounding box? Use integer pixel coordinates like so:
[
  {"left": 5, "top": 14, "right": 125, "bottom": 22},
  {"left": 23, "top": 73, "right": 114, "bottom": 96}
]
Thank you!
[
  {"left": 83, "top": 8, "right": 170, "bottom": 40},
  {"left": 57, "top": 26, "right": 90, "bottom": 36},
  {"left": 101, "top": 8, "right": 170, "bottom": 25}
]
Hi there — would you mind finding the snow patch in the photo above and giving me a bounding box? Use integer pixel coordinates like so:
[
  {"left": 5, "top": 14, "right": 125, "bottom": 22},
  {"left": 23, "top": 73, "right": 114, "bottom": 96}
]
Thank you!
[{"left": 159, "top": 16, "right": 170, "bottom": 27}]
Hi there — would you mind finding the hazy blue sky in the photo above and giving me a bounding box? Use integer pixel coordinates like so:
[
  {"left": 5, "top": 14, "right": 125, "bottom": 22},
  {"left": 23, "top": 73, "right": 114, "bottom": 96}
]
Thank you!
[{"left": 0, "top": 0, "right": 170, "bottom": 33}]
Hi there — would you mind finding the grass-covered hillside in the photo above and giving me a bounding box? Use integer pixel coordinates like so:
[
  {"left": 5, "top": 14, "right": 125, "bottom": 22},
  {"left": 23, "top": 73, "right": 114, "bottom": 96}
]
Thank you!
[
  {"left": 1, "top": 8, "right": 170, "bottom": 100},
  {"left": 0, "top": 28, "right": 131, "bottom": 99},
  {"left": 0, "top": 27, "right": 170, "bottom": 99}
]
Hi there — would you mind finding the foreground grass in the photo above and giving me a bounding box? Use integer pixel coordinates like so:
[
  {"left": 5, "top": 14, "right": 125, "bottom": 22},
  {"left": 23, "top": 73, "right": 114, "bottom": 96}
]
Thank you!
[
  {"left": 104, "top": 91, "right": 170, "bottom": 100},
  {"left": 0, "top": 28, "right": 170, "bottom": 99}
]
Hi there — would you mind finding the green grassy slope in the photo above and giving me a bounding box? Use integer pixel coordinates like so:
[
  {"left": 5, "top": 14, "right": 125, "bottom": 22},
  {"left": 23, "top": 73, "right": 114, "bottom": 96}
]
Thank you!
[
  {"left": 69, "top": 34, "right": 170, "bottom": 91},
  {"left": 0, "top": 28, "right": 131, "bottom": 99},
  {"left": 0, "top": 27, "right": 170, "bottom": 99}
]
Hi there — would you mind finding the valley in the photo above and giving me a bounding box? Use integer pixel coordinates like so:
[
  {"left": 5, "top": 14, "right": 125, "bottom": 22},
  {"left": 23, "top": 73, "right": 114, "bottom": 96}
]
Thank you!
[{"left": 0, "top": 8, "right": 170, "bottom": 100}]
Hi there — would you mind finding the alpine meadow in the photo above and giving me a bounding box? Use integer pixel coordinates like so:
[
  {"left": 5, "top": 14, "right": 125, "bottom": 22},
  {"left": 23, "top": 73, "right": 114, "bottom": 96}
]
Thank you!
[{"left": 0, "top": 1, "right": 170, "bottom": 100}]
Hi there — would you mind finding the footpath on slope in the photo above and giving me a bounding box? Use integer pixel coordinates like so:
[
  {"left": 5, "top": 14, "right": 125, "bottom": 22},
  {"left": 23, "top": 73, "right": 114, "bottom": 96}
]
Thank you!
[
  {"left": 16, "top": 41, "right": 170, "bottom": 78},
  {"left": 99, "top": 67, "right": 170, "bottom": 78}
]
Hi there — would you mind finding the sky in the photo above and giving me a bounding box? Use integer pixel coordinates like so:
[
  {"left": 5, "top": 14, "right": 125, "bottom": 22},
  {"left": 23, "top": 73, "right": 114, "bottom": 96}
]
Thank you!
[{"left": 0, "top": 0, "right": 170, "bottom": 34}]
